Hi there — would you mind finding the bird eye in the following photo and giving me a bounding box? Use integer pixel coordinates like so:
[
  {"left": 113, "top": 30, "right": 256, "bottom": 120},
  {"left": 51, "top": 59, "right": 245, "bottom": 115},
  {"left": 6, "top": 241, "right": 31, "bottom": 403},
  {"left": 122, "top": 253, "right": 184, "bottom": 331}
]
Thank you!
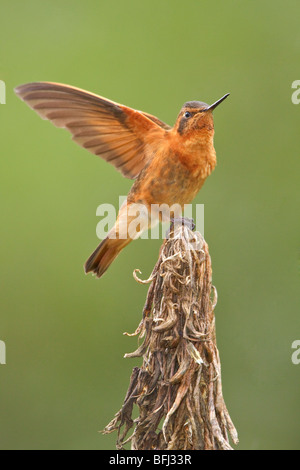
[{"left": 184, "top": 111, "right": 192, "bottom": 118}]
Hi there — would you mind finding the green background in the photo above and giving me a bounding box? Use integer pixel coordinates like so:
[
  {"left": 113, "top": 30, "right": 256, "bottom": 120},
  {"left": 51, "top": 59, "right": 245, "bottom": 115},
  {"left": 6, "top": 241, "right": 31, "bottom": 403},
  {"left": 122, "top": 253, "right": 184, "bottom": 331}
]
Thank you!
[{"left": 1, "top": 0, "right": 299, "bottom": 450}]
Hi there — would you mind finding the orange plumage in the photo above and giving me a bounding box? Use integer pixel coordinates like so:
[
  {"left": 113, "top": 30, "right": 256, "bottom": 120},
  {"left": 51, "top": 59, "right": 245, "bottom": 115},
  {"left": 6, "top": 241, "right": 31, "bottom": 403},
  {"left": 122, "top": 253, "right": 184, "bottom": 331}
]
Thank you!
[{"left": 15, "top": 82, "right": 229, "bottom": 278}]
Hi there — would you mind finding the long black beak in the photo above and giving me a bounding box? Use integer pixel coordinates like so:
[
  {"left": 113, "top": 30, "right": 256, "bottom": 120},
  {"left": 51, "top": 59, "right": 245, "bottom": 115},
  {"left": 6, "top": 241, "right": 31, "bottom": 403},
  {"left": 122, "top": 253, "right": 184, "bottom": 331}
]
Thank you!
[{"left": 205, "top": 93, "right": 230, "bottom": 112}]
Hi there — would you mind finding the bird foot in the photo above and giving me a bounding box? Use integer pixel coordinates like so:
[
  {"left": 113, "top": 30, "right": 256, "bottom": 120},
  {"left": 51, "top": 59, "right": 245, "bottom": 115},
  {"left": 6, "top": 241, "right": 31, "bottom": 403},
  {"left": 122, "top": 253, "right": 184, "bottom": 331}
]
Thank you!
[{"left": 166, "top": 217, "right": 195, "bottom": 238}]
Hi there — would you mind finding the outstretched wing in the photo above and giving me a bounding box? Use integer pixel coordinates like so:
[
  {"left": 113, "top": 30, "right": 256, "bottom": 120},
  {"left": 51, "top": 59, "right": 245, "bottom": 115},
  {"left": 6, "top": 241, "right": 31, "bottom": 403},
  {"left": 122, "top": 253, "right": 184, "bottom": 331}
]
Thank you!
[{"left": 15, "top": 82, "right": 170, "bottom": 179}]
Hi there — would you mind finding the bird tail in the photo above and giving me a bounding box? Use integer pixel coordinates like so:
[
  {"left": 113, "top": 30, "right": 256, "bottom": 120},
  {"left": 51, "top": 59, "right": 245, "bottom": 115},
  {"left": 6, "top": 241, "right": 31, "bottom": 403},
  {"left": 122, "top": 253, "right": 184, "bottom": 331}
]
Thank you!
[{"left": 84, "top": 235, "right": 131, "bottom": 278}]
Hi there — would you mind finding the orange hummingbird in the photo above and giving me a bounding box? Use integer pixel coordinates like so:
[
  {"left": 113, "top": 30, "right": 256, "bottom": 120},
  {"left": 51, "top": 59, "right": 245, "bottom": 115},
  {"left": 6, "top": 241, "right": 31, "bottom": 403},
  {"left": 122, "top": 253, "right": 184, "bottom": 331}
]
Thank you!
[{"left": 15, "top": 82, "right": 229, "bottom": 278}]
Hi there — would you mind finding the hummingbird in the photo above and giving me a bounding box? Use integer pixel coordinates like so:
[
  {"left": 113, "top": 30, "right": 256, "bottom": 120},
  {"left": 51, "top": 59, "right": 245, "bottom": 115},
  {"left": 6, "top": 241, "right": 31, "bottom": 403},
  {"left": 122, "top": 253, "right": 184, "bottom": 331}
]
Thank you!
[{"left": 15, "top": 82, "right": 229, "bottom": 278}]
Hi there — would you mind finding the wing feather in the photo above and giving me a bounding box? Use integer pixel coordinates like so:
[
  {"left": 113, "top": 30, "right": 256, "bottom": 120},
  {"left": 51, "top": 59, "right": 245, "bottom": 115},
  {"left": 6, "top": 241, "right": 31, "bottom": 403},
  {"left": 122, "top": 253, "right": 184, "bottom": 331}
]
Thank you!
[{"left": 15, "top": 82, "right": 170, "bottom": 179}]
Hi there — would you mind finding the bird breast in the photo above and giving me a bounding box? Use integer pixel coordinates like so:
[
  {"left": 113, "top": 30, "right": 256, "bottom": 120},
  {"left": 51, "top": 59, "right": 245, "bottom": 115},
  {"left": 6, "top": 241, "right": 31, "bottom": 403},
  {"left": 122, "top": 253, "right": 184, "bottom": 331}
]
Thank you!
[{"left": 128, "top": 142, "right": 216, "bottom": 209}]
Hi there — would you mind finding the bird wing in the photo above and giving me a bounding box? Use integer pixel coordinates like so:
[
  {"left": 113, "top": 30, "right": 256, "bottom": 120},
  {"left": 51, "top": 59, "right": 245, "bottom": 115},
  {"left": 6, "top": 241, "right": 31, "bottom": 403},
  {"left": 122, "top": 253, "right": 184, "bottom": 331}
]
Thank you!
[
  {"left": 139, "top": 111, "right": 171, "bottom": 131},
  {"left": 15, "top": 82, "right": 170, "bottom": 179}
]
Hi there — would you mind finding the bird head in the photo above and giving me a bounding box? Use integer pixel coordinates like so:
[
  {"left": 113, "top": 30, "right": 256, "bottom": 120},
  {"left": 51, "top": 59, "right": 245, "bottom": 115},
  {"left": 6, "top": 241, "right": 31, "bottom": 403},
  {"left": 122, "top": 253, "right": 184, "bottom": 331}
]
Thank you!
[{"left": 174, "top": 94, "right": 230, "bottom": 139}]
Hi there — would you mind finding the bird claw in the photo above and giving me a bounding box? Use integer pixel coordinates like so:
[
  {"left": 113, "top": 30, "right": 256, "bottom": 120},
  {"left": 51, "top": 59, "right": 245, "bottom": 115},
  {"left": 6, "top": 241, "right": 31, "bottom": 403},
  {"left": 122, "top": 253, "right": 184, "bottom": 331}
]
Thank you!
[{"left": 166, "top": 217, "right": 196, "bottom": 238}]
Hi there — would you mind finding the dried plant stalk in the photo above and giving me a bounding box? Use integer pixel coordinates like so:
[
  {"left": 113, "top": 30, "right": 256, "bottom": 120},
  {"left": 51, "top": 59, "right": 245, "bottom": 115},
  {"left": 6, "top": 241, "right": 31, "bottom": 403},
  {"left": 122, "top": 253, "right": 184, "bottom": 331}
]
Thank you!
[{"left": 103, "top": 222, "right": 238, "bottom": 450}]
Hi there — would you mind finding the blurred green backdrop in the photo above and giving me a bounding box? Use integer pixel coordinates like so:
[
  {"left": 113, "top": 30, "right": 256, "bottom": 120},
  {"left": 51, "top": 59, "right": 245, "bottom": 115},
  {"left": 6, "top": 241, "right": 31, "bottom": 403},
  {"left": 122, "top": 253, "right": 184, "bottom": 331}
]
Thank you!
[{"left": 1, "top": 0, "right": 299, "bottom": 450}]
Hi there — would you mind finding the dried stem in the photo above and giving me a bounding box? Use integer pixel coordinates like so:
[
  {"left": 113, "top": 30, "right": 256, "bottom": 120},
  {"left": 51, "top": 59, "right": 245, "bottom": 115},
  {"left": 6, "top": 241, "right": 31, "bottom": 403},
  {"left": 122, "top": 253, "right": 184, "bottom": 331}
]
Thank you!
[{"left": 103, "top": 222, "right": 238, "bottom": 450}]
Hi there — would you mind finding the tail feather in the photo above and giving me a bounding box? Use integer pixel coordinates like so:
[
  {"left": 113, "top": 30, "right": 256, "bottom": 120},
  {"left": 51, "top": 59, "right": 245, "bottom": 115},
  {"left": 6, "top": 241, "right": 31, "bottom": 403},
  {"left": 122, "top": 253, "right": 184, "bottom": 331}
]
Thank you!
[{"left": 84, "top": 236, "right": 130, "bottom": 278}]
